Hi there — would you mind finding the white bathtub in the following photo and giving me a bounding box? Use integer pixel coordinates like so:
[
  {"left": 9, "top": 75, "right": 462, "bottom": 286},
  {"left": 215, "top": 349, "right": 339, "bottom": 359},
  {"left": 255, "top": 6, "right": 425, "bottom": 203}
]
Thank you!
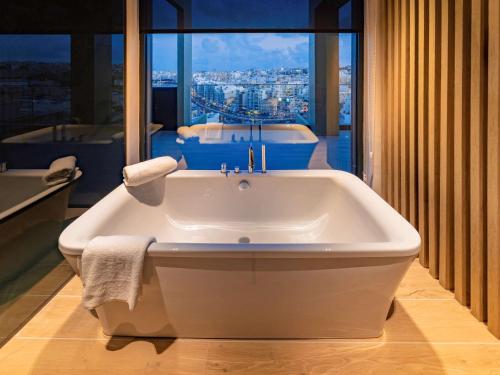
[{"left": 59, "top": 170, "right": 420, "bottom": 338}]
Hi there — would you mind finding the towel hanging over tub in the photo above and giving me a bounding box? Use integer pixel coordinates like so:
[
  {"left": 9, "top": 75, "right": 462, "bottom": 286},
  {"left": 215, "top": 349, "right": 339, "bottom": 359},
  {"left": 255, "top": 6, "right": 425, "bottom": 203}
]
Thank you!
[{"left": 81, "top": 235, "right": 156, "bottom": 311}]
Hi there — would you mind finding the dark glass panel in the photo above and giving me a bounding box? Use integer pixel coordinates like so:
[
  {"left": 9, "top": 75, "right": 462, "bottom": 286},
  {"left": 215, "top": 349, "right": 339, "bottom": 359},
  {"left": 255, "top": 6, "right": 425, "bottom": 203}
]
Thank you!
[
  {"left": 0, "top": 2, "right": 125, "bottom": 207},
  {"left": 0, "top": 0, "right": 124, "bottom": 34},
  {"left": 141, "top": 0, "right": 363, "bottom": 32}
]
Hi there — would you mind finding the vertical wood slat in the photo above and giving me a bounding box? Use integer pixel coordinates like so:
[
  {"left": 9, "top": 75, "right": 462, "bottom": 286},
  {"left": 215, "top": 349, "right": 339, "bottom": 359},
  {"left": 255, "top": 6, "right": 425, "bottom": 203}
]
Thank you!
[
  {"left": 487, "top": 0, "right": 500, "bottom": 336},
  {"left": 453, "top": 0, "right": 471, "bottom": 306},
  {"left": 427, "top": 0, "right": 441, "bottom": 279},
  {"left": 408, "top": 0, "right": 417, "bottom": 229},
  {"left": 379, "top": 0, "right": 389, "bottom": 201},
  {"left": 438, "top": 0, "right": 455, "bottom": 289},
  {"left": 386, "top": 0, "right": 394, "bottom": 205},
  {"left": 417, "top": 0, "right": 429, "bottom": 267},
  {"left": 400, "top": 0, "right": 409, "bottom": 219},
  {"left": 393, "top": 0, "right": 401, "bottom": 212},
  {"left": 470, "top": 0, "right": 488, "bottom": 322}
]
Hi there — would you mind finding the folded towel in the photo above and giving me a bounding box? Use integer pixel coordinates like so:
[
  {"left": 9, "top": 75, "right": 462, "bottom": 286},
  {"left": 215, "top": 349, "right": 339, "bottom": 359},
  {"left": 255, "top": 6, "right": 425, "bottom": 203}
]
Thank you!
[
  {"left": 177, "top": 126, "right": 198, "bottom": 139},
  {"left": 43, "top": 156, "right": 77, "bottom": 186},
  {"left": 81, "top": 235, "right": 156, "bottom": 310},
  {"left": 123, "top": 156, "right": 177, "bottom": 187}
]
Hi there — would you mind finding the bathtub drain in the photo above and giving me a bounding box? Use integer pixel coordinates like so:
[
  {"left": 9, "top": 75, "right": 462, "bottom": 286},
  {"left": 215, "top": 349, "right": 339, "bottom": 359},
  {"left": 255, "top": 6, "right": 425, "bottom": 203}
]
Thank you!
[{"left": 238, "top": 236, "right": 251, "bottom": 244}]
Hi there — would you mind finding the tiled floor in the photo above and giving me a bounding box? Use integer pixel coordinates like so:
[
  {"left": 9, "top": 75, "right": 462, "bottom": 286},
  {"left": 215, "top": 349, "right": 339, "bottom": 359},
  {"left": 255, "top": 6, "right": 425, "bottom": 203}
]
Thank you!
[{"left": 0, "top": 259, "right": 499, "bottom": 374}]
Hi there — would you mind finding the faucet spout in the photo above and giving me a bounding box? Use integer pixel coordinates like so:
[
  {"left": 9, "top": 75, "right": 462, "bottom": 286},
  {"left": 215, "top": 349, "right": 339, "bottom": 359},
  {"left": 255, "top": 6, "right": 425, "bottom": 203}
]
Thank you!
[{"left": 248, "top": 146, "right": 254, "bottom": 174}]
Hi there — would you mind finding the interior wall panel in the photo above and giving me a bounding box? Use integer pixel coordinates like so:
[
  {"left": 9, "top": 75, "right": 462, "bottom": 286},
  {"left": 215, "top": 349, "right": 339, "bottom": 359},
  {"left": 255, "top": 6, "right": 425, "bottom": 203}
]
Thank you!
[
  {"left": 386, "top": 0, "right": 395, "bottom": 205},
  {"left": 400, "top": 0, "right": 409, "bottom": 220},
  {"left": 426, "top": 0, "right": 441, "bottom": 279},
  {"left": 487, "top": 0, "right": 500, "bottom": 337},
  {"left": 371, "top": 0, "right": 500, "bottom": 338},
  {"left": 408, "top": 0, "right": 418, "bottom": 229},
  {"left": 470, "top": 0, "right": 488, "bottom": 322},
  {"left": 416, "top": 0, "right": 429, "bottom": 267},
  {"left": 453, "top": 0, "right": 471, "bottom": 306},
  {"left": 438, "top": 0, "right": 455, "bottom": 290},
  {"left": 393, "top": 0, "right": 401, "bottom": 212}
]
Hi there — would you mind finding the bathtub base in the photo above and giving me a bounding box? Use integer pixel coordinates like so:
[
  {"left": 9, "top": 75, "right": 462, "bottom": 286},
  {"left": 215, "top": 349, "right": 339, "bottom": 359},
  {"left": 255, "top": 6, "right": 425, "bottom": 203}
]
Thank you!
[{"left": 70, "top": 254, "right": 414, "bottom": 339}]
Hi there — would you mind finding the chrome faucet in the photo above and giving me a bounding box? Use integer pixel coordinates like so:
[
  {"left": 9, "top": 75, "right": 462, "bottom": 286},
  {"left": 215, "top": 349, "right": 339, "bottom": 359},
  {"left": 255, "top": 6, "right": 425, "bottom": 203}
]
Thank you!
[
  {"left": 248, "top": 145, "right": 254, "bottom": 174},
  {"left": 220, "top": 162, "right": 229, "bottom": 176}
]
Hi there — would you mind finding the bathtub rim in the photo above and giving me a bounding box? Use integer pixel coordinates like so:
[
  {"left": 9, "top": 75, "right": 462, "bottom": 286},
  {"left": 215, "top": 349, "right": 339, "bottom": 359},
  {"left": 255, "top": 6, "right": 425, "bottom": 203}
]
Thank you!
[
  {"left": 58, "top": 169, "right": 421, "bottom": 259},
  {"left": 0, "top": 169, "right": 82, "bottom": 223}
]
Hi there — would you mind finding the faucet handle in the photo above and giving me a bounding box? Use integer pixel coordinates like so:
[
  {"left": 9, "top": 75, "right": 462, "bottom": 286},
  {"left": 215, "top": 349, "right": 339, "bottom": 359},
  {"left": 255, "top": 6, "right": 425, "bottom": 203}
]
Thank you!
[{"left": 220, "top": 162, "right": 227, "bottom": 174}]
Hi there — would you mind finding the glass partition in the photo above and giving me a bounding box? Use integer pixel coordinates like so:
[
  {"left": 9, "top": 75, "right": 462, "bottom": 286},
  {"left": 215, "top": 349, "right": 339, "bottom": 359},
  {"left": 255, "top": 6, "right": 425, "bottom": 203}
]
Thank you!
[
  {"left": 0, "top": 0, "right": 124, "bottom": 345},
  {"left": 0, "top": 33, "right": 124, "bottom": 206}
]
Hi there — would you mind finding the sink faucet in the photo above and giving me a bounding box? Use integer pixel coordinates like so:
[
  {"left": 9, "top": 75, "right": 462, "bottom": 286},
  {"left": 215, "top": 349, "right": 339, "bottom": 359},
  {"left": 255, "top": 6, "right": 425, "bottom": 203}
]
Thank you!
[
  {"left": 248, "top": 145, "right": 254, "bottom": 174},
  {"left": 0, "top": 161, "right": 7, "bottom": 173}
]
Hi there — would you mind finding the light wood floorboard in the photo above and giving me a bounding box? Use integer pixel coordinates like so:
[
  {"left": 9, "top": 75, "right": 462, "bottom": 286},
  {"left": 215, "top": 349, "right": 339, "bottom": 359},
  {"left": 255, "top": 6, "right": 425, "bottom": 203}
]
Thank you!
[{"left": 0, "top": 259, "right": 499, "bottom": 374}]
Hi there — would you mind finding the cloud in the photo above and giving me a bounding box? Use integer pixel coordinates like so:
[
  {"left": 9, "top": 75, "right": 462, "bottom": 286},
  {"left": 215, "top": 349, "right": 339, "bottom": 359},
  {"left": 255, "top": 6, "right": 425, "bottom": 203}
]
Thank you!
[
  {"left": 153, "top": 33, "right": 353, "bottom": 72},
  {"left": 191, "top": 33, "right": 309, "bottom": 71}
]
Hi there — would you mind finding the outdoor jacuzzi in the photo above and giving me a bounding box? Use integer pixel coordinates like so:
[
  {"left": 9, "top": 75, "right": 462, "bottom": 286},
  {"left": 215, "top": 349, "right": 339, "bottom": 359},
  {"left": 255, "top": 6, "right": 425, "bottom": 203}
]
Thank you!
[
  {"left": 59, "top": 170, "right": 420, "bottom": 338},
  {"left": 176, "top": 123, "right": 319, "bottom": 169}
]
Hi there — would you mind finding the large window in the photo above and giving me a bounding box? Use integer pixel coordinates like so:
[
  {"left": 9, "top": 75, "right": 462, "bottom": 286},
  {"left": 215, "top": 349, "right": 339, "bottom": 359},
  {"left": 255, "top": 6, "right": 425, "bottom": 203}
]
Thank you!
[
  {"left": 149, "top": 32, "right": 356, "bottom": 172},
  {"left": 142, "top": 0, "right": 362, "bottom": 173}
]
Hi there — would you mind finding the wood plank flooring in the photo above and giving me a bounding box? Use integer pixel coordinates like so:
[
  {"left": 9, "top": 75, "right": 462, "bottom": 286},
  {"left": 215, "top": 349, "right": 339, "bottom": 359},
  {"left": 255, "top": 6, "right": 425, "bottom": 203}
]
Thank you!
[{"left": 0, "top": 259, "right": 499, "bottom": 375}]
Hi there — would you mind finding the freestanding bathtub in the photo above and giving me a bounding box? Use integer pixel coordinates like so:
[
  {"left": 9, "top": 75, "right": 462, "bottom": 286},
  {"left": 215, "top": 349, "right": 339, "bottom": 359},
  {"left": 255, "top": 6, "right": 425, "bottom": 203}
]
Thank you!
[
  {"left": 0, "top": 169, "right": 82, "bottom": 284},
  {"left": 176, "top": 123, "right": 319, "bottom": 170},
  {"left": 59, "top": 170, "right": 420, "bottom": 339}
]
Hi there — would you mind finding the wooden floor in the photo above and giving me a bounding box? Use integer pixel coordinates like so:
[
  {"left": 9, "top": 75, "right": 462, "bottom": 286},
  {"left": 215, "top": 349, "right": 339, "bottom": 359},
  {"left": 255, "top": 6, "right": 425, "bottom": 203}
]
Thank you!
[{"left": 0, "top": 260, "right": 499, "bottom": 374}]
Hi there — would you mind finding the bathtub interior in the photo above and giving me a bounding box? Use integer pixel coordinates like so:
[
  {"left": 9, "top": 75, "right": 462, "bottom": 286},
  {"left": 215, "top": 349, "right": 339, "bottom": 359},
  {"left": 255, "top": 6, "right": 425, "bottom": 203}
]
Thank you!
[{"left": 66, "top": 172, "right": 395, "bottom": 248}]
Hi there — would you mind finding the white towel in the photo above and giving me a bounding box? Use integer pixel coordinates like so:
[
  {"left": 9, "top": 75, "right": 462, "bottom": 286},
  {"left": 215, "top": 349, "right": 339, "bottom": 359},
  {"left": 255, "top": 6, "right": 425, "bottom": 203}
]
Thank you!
[
  {"left": 122, "top": 156, "right": 177, "bottom": 187},
  {"left": 81, "top": 235, "right": 156, "bottom": 310},
  {"left": 43, "top": 156, "right": 77, "bottom": 186}
]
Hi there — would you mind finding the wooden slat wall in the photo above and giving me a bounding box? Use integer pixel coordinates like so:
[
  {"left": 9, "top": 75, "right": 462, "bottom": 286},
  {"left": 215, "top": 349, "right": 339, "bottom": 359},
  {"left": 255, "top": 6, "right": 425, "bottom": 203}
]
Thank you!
[
  {"left": 487, "top": 0, "right": 500, "bottom": 338},
  {"left": 416, "top": 0, "right": 428, "bottom": 268},
  {"left": 393, "top": 0, "right": 401, "bottom": 211},
  {"left": 377, "top": 0, "right": 500, "bottom": 337},
  {"left": 386, "top": 0, "right": 394, "bottom": 204},
  {"left": 438, "top": 0, "right": 454, "bottom": 290},
  {"left": 400, "top": 0, "right": 409, "bottom": 220},
  {"left": 470, "top": 0, "right": 488, "bottom": 322},
  {"left": 426, "top": 0, "right": 440, "bottom": 279},
  {"left": 453, "top": 0, "right": 471, "bottom": 306},
  {"left": 408, "top": 0, "right": 417, "bottom": 229}
]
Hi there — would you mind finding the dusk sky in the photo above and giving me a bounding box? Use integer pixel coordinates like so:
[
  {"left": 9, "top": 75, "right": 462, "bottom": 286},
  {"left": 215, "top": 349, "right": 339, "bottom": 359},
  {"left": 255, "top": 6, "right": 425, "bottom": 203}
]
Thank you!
[
  {"left": 0, "top": 35, "right": 125, "bottom": 64},
  {"left": 0, "top": 33, "right": 352, "bottom": 71},
  {"left": 153, "top": 33, "right": 353, "bottom": 72}
]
